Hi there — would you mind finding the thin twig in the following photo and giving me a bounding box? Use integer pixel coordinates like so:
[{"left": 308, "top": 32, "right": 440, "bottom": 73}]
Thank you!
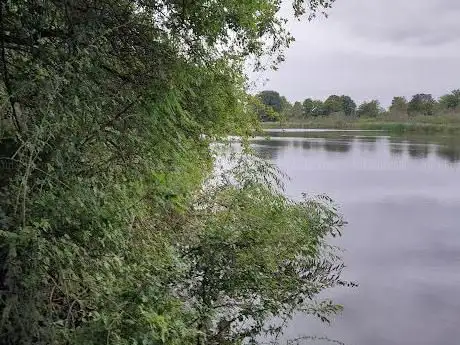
[{"left": 65, "top": 299, "right": 78, "bottom": 328}]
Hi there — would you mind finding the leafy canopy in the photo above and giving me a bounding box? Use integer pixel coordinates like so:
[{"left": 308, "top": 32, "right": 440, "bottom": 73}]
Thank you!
[{"left": 357, "top": 100, "right": 381, "bottom": 118}]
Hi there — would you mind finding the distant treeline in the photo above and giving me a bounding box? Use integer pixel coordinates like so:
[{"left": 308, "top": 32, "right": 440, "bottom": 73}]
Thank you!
[{"left": 256, "top": 90, "right": 460, "bottom": 120}]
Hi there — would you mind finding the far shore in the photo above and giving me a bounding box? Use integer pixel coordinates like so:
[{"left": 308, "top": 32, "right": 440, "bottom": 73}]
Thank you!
[{"left": 261, "top": 114, "right": 460, "bottom": 134}]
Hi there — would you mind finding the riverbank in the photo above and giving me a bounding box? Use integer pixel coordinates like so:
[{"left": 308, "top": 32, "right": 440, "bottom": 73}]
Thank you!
[{"left": 262, "top": 114, "right": 460, "bottom": 134}]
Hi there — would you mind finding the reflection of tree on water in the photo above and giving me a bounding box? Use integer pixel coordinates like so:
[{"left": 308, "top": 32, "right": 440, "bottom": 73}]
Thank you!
[
  {"left": 268, "top": 131, "right": 310, "bottom": 138},
  {"left": 252, "top": 134, "right": 460, "bottom": 164},
  {"left": 293, "top": 139, "right": 352, "bottom": 153},
  {"left": 251, "top": 139, "right": 291, "bottom": 161},
  {"left": 251, "top": 139, "right": 291, "bottom": 148},
  {"left": 390, "top": 143, "right": 405, "bottom": 156},
  {"left": 255, "top": 137, "right": 354, "bottom": 155},
  {"left": 358, "top": 136, "right": 378, "bottom": 143},
  {"left": 323, "top": 140, "right": 352, "bottom": 153},
  {"left": 292, "top": 140, "right": 302, "bottom": 149},
  {"left": 357, "top": 136, "right": 377, "bottom": 152},
  {"left": 436, "top": 145, "right": 460, "bottom": 163},
  {"left": 301, "top": 140, "right": 323, "bottom": 151},
  {"left": 408, "top": 144, "right": 430, "bottom": 159}
]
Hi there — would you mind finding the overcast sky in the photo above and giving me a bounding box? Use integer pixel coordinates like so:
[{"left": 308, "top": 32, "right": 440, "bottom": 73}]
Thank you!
[{"left": 252, "top": 0, "right": 460, "bottom": 107}]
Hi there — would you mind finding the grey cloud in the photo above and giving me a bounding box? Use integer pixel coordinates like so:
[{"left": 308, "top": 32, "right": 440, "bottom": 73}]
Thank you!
[
  {"left": 385, "top": 28, "right": 459, "bottom": 46},
  {"left": 433, "top": 0, "right": 460, "bottom": 10},
  {"left": 332, "top": 0, "right": 460, "bottom": 46}
]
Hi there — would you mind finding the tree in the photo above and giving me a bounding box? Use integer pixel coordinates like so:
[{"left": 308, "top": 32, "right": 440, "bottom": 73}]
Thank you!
[
  {"left": 303, "top": 98, "right": 325, "bottom": 117},
  {"left": 340, "top": 95, "right": 357, "bottom": 116},
  {"left": 357, "top": 100, "right": 381, "bottom": 117},
  {"left": 0, "top": 1, "right": 342, "bottom": 344},
  {"left": 389, "top": 96, "right": 408, "bottom": 113},
  {"left": 291, "top": 101, "right": 304, "bottom": 118},
  {"left": 258, "top": 91, "right": 284, "bottom": 113},
  {"left": 303, "top": 98, "right": 315, "bottom": 117},
  {"left": 408, "top": 94, "right": 436, "bottom": 115},
  {"left": 311, "top": 99, "right": 326, "bottom": 116},
  {"left": 257, "top": 90, "right": 286, "bottom": 121},
  {"left": 323, "top": 95, "right": 343, "bottom": 115},
  {"left": 439, "top": 90, "right": 460, "bottom": 110}
]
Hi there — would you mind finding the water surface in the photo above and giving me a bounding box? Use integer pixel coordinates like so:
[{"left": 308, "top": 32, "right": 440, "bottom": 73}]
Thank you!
[{"left": 253, "top": 130, "right": 460, "bottom": 345}]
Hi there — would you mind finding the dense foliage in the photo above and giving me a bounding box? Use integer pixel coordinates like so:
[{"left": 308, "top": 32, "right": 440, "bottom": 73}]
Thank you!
[
  {"left": 258, "top": 89, "right": 460, "bottom": 120},
  {"left": 0, "top": 1, "right": 348, "bottom": 345},
  {"left": 356, "top": 100, "right": 381, "bottom": 118}
]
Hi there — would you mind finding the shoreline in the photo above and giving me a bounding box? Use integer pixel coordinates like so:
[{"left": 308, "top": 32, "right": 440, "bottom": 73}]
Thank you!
[{"left": 261, "top": 119, "right": 460, "bottom": 134}]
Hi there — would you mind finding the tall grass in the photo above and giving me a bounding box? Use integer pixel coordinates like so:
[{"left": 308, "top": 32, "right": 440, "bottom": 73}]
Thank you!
[{"left": 262, "top": 112, "right": 460, "bottom": 134}]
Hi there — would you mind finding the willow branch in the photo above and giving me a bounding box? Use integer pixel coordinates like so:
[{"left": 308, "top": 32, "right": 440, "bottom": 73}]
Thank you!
[{"left": 0, "top": 2, "right": 21, "bottom": 133}]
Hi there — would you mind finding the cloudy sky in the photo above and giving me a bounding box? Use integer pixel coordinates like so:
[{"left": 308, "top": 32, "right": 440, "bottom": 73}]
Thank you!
[{"left": 253, "top": 0, "right": 460, "bottom": 107}]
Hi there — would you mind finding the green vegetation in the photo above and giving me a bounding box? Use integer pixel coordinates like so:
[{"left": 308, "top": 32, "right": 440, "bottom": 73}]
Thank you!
[
  {"left": 257, "top": 89, "right": 460, "bottom": 133},
  {"left": 0, "top": 1, "right": 348, "bottom": 345},
  {"left": 262, "top": 114, "right": 460, "bottom": 134}
]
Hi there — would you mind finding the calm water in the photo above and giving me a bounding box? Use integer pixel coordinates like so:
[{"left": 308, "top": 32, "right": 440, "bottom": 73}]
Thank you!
[{"left": 252, "top": 130, "right": 460, "bottom": 345}]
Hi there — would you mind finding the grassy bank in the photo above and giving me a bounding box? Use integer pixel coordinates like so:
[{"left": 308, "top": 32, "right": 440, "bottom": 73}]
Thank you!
[{"left": 262, "top": 114, "right": 460, "bottom": 134}]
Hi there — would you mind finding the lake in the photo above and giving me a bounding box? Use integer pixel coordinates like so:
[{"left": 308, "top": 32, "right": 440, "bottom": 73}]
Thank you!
[{"left": 252, "top": 130, "right": 460, "bottom": 345}]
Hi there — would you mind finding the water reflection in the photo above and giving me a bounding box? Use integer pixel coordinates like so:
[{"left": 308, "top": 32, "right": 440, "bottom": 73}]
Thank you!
[
  {"left": 437, "top": 145, "right": 460, "bottom": 163},
  {"left": 408, "top": 143, "right": 430, "bottom": 159},
  {"left": 251, "top": 139, "right": 291, "bottom": 161},
  {"left": 301, "top": 140, "right": 323, "bottom": 151},
  {"left": 251, "top": 139, "right": 291, "bottom": 148},
  {"left": 252, "top": 138, "right": 354, "bottom": 157},
  {"left": 389, "top": 143, "right": 405, "bottom": 156},
  {"left": 357, "top": 136, "right": 378, "bottom": 142},
  {"left": 253, "top": 132, "right": 460, "bottom": 166},
  {"left": 357, "top": 136, "right": 378, "bottom": 152},
  {"left": 323, "top": 140, "right": 352, "bottom": 153}
]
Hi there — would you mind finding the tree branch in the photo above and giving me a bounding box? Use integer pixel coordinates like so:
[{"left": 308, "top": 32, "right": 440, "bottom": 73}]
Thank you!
[{"left": 0, "top": 2, "right": 21, "bottom": 133}]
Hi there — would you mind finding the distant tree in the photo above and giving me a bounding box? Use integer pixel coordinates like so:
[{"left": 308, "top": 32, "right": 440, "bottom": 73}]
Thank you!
[
  {"left": 280, "top": 102, "right": 293, "bottom": 120},
  {"left": 291, "top": 101, "right": 304, "bottom": 118},
  {"left": 323, "top": 95, "right": 343, "bottom": 115},
  {"left": 389, "top": 96, "right": 408, "bottom": 113},
  {"left": 257, "top": 90, "right": 286, "bottom": 121},
  {"left": 439, "top": 90, "right": 460, "bottom": 110},
  {"left": 340, "top": 95, "right": 357, "bottom": 116},
  {"left": 280, "top": 96, "right": 293, "bottom": 118},
  {"left": 357, "top": 100, "right": 381, "bottom": 117},
  {"left": 302, "top": 98, "right": 315, "bottom": 117},
  {"left": 257, "top": 90, "right": 284, "bottom": 113},
  {"left": 303, "top": 99, "right": 324, "bottom": 117},
  {"left": 311, "top": 100, "right": 325, "bottom": 117},
  {"left": 408, "top": 94, "right": 435, "bottom": 115},
  {"left": 281, "top": 96, "right": 291, "bottom": 111}
]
